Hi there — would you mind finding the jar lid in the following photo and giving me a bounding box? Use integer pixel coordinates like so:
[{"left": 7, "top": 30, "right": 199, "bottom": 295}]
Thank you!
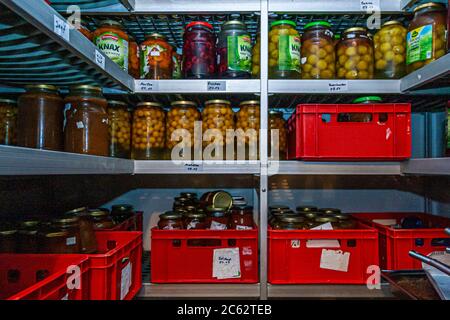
[
  {"left": 65, "top": 207, "right": 88, "bottom": 216},
  {"left": 205, "top": 99, "right": 231, "bottom": 106},
  {"left": 181, "top": 192, "right": 198, "bottom": 198},
  {"left": 109, "top": 100, "right": 128, "bottom": 107},
  {"left": 304, "top": 21, "right": 331, "bottom": 30},
  {"left": 296, "top": 206, "right": 318, "bottom": 213},
  {"left": 343, "top": 27, "right": 367, "bottom": 34},
  {"left": 239, "top": 100, "right": 260, "bottom": 107},
  {"left": 52, "top": 217, "right": 80, "bottom": 224},
  {"left": 171, "top": 100, "right": 197, "bottom": 107},
  {"left": 315, "top": 216, "right": 338, "bottom": 223},
  {"left": 269, "top": 110, "right": 283, "bottom": 116},
  {"left": 269, "top": 205, "right": 290, "bottom": 210},
  {"left": 0, "top": 99, "right": 17, "bottom": 104},
  {"left": 0, "top": 228, "right": 17, "bottom": 235},
  {"left": 303, "top": 212, "right": 318, "bottom": 219},
  {"left": 20, "top": 220, "right": 40, "bottom": 228},
  {"left": 112, "top": 204, "right": 133, "bottom": 211},
  {"left": 271, "top": 20, "right": 296, "bottom": 28},
  {"left": 137, "top": 101, "right": 163, "bottom": 108},
  {"left": 44, "top": 230, "right": 70, "bottom": 238},
  {"left": 334, "top": 214, "right": 351, "bottom": 220},
  {"left": 185, "top": 206, "right": 197, "bottom": 212},
  {"left": 89, "top": 210, "right": 109, "bottom": 217},
  {"left": 186, "top": 212, "right": 207, "bottom": 219},
  {"left": 382, "top": 20, "right": 403, "bottom": 27},
  {"left": 19, "top": 229, "right": 39, "bottom": 235},
  {"left": 353, "top": 96, "right": 383, "bottom": 104},
  {"left": 186, "top": 21, "right": 213, "bottom": 30},
  {"left": 25, "top": 84, "right": 58, "bottom": 92},
  {"left": 70, "top": 85, "right": 102, "bottom": 93},
  {"left": 272, "top": 210, "right": 298, "bottom": 216},
  {"left": 319, "top": 208, "right": 342, "bottom": 214},
  {"left": 145, "top": 33, "right": 167, "bottom": 40},
  {"left": 99, "top": 19, "right": 124, "bottom": 28},
  {"left": 413, "top": 2, "right": 445, "bottom": 13},
  {"left": 280, "top": 216, "right": 305, "bottom": 223},
  {"left": 159, "top": 212, "right": 183, "bottom": 220},
  {"left": 222, "top": 20, "right": 246, "bottom": 28}
]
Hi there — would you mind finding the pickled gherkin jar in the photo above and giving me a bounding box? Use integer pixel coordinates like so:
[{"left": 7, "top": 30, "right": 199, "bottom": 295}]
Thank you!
[
  {"left": 172, "top": 46, "right": 182, "bottom": 79},
  {"left": 269, "top": 111, "right": 287, "bottom": 160},
  {"left": 374, "top": 21, "right": 407, "bottom": 79},
  {"left": 236, "top": 101, "right": 260, "bottom": 160},
  {"left": 108, "top": 100, "right": 131, "bottom": 158},
  {"left": 252, "top": 33, "right": 260, "bottom": 78},
  {"left": 0, "top": 99, "right": 17, "bottom": 146}
]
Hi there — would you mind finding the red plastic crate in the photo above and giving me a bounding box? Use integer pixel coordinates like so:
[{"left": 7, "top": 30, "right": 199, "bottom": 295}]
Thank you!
[
  {"left": 287, "top": 103, "right": 411, "bottom": 160},
  {"left": 352, "top": 212, "right": 450, "bottom": 270},
  {"left": 95, "top": 212, "right": 143, "bottom": 232},
  {"left": 0, "top": 254, "right": 90, "bottom": 300},
  {"left": 151, "top": 228, "right": 258, "bottom": 283},
  {"left": 268, "top": 222, "right": 379, "bottom": 284},
  {"left": 87, "top": 231, "right": 143, "bottom": 300}
]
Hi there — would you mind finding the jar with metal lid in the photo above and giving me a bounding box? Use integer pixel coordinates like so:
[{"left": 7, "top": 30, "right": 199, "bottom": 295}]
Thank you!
[
  {"left": 17, "top": 85, "right": 64, "bottom": 151},
  {"left": 207, "top": 207, "right": 229, "bottom": 230},
  {"left": 180, "top": 192, "right": 199, "bottom": 201},
  {"left": 140, "top": 33, "right": 173, "bottom": 79},
  {"left": 336, "top": 27, "right": 374, "bottom": 79},
  {"left": 252, "top": 33, "right": 260, "bottom": 77},
  {"left": 185, "top": 212, "right": 208, "bottom": 230},
  {"left": 269, "top": 20, "right": 301, "bottom": 79},
  {"left": 158, "top": 212, "right": 184, "bottom": 230},
  {"left": 269, "top": 209, "right": 298, "bottom": 226},
  {"left": 17, "top": 221, "right": 39, "bottom": 253},
  {"left": 217, "top": 20, "right": 252, "bottom": 79},
  {"left": 319, "top": 208, "right": 342, "bottom": 215},
  {"left": 111, "top": 204, "right": 134, "bottom": 224},
  {"left": 73, "top": 17, "right": 93, "bottom": 41},
  {"left": 407, "top": 2, "right": 447, "bottom": 73},
  {"left": 90, "top": 210, "right": 116, "bottom": 230},
  {"left": 236, "top": 100, "right": 260, "bottom": 160},
  {"left": 230, "top": 206, "right": 254, "bottom": 230},
  {"left": 183, "top": 21, "right": 216, "bottom": 79},
  {"left": 0, "top": 225, "right": 17, "bottom": 253},
  {"left": 301, "top": 21, "right": 335, "bottom": 79},
  {"left": 273, "top": 216, "right": 305, "bottom": 230},
  {"left": 202, "top": 100, "right": 235, "bottom": 160},
  {"left": 0, "top": 99, "right": 17, "bottom": 146},
  {"left": 173, "top": 196, "right": 191, "bottom": 212},
  {"left": 311, "top": 216, "right": 339, "bottom": 229},
  {"left": 232, "top": 196, "right": 247, "bottom": 208},
  {"left": 334, "top": 214, "right": 357, "bottom": 229},
  {"left": 51, "top": 217, "right": 81, "bottom": 253},
  {"left": 64, "top": 85, "right": 109, "bottom": 156},
  {"left": 269, "top": 110, "right": 287, "bottom": 160},
  {"left": 40, "top": 229, "right": 79, "bottom": 254},
  {"left": 65, "top": 207, "right": 97, "bottom": 253},
  {"left": 200, "top": 190, "right": 233, "bottom": 211},
  {"left": 129, "top": 35, "right": 140, "bottom": 78},
  {"left": 172, "top": 46, "right": 182, "bottom": 79},
  {"left": 374, "top": 21, "right": 407, "bottom": 79},
  {"left": 93, "top": 20, "right": 129, "bottom": 71},
  {"left": 296, "top": 206, "right": 318, "bottom": 214},
  {"left": 166, "top": 100, "right": 201, "bottom": 160},
  {"left": 108, "top": 100, "right": 131, "bottom": 158}
]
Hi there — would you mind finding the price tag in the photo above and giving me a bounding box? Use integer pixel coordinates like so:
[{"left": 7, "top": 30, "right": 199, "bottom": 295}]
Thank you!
[
  {"left": 360, "top": 0, "right": 380, "bottom": 11},
  {"left": 120, "top": 262, "right": 132, "bottom": 300},
  {"left": 213, "top": 248, "right": 241, "bottom": 279},
  {"left": 137, "top": 80, "right": 159, "bottom": 92},
  {"left": 53, "top": 15, "right": 70, "bottom": 41},
  {"left": 320, "top": 249, "right": 350, "bottom": 272},
  {"left": 328, "top": 81, "right": 348, "bottom": 93},
  {"left": 207, "top": 81, "right": 226, "bottom": 92},
  {"left": 184, "top": 162, "right": 203, "bottom": 172},
  {"left": 94, "top": 49, "right": 106, "bottom": 69}
]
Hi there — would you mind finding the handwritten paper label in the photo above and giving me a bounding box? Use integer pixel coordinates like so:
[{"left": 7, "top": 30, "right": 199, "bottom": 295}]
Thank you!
[
  {"left": 328, "top": 81, "right": 348, "bottom": 93},
  {"left": 184, "top": 162, "right": 202, "bottom": 172},
  {"left": 137, "top": 80, "right": 158, "bottom": 92},
  {"left": 66, "top": 237, "right": 76, "bottom": 246},
  {"left": 95, "top": 49, "right": 106, "bottom": 69},
  {"left": 213, "top": 248, "right": 241, "bottom": 279},
  {"left": 320, "top": 249, "right": 350, "bottom": 272},
  {"left": 54, "top": 15, "right": 70, "bottom": 41},
  {"left": 120, "top": 262, "right": 132, "bottom": 300},
  {"left": 360, "top": 0, "right": 380, "bottom": 11},
  {"left": 210, "top": 220, "right": 227, "bottom": 230},
  {"left": 207, "top": 81, "right": 226, "bottom": 91}
]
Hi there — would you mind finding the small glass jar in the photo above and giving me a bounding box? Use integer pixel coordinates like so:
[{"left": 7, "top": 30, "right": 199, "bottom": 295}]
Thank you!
[
  {"left": 185, "top": 212, "right": 208, "bottom": 230},
  {"left": 40, "top": 229, "right": 79, "bottom": 254},
  {"left": 274, "top": 216, "right": 305, "bottom": 230},
  {"left": 301, "top": 21, "right": 335, "bottom": 79},
  {"left": 0, "top": 226, "right": 17, "bottom": 253},
  {"left": 180, "top": 192, "right": 199, "bottom": 205},
  {"left": 183, "top": 21, "right": 216, "bottom": 79},
  {"left": 312, "top": 216, "right": 339, "bottom": 229},
  {"left": 158, "top": 212, "right": 184, "bottom": 230},
  {"left": 252, "top": 33, "right": 260, "bottom": 78},
  {"left": 129, "top": 35, "right": 140, "bottom": 79},
  {"left": 269, "top": 20, "right": 301, "bottom": 79},
  {"left": 0, "top": 99, "right": 17, "bottom": 146},
  {"left": 107, "top": 100, "right": 131, "bottom": 158},
  {"left": 200, "top": 191, "right": 233, "bottom": 211},
  {"left": 111, "top": 204, "right": 134, "bottom": 224},
  {"left": 172, "top": 46, "right": 182, "bottom": 79},
  {"left": 65, "top": 207, "right": 97, "bottom": 254},
  {"left": 217, "top": 20, "right": 252, "bottom": 79},
  {"left": 140, "top": 33, "right": 173, "bottom": 79},
  {"left": 93, "top": 20, "right": 129, "bottom": 71},
  {"left": 236, "top": 100, "right": 260, "bottom": 160},
  {"left": 90, "top": 210, "right": 116, "bottom": 230},
  {"left": 269, "top": 111, "right": 287, "bottom": 160},
  {"left": 229, "top": 206, "right": 254, "bottom": 230},
  {"left": 296, "top": 206, "right": 318, "bottom": 214},
  {"left": 64, "top": 85, "right": 109, "bottom": 156},
  {"left": 207, "top": 207, "right": 229, "bottom": 230},
  {"left": 17, "top": 84, "right": 64, "bottom": 151},
  {"left": 336, "top": 27, "right": 374, "bottom": 79},
  {"left": 319, "top": 208, "right": 342, "bottom": 215},
  {"left": 51, "top": 217, "right": 81, "bottom": 253},
  {"left": 334, "top": 214, "right": 357, "bottom": 229},
  {"left": 132, "top": 102, "right": 166, "bottom": 160}
]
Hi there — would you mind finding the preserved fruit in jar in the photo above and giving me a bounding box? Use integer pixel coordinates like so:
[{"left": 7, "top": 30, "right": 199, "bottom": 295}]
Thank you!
[
  {"left": 185, "top": 212, "right": 208, "bottom": 230},
  {"left": 406, "top": 2, "right": 448, "bottom": 73},
  {"left": 73, "top": 17, "right": 93, "bottom": 41},
  {"left": 269, "top": 20, "right": 301, "bottom": 79},
  {"left": 252, "top": 33, "right": 260, "bottom": 77},
  {"left": 140, "top": 33, "right": 173, "bottom": 79},
  {"left": 129, "top": 35, "right": 140, "bottom": 78},
  {"left": 183, "top": 21, "right": 216, "bottom": 79},
  {"left": 269, "top": 111, "right": 287, "bottom": 160},
  {"left": 0, "top": 99, "right": 17, "bottom": 146},
  {"left": 108, "top": 100, "right": 131, "bottom": 159},
  {"left": 17, "top": 85, "right": 64, "bottom": 151},
  {"left": 336, "top": 27, "right": 374, "bottom": 79},
  {"left": 132, "top": 102, "right": 166, "bottom": 160},
  {"left": 172, "top": 46, "right": 182, "bottom": 79},
  {"left": 229, "top": 206, "right": 254, "bottom": 230},
  {"left": 64, "top": 207, "right": 97, "bottom": 254},
  {"left": 207, "top": 207, "right": 229, "bottom": 230},
  {"left": 89, "top": 210, "right": 115, "bottom": 230},
  {"left": 64, "top": 85, "right": 109, "bottom": 156},
  {"left": 93, "top": 20, "right": 129, "bottom": 71},
  {"left": 301, "top": 21, "right": 335, "bottom": 79},
  {"left": 236, "top": 100, "right": 260, "bottom": 160},
  {"left": 374, "top": 21, "right": 407, "bottom": 79},
  {"left": 217, "top": 20, "right": 252, "bottom": 78},
  {"left": 158, "top": 212, "right": 184, "bottom": 230}
]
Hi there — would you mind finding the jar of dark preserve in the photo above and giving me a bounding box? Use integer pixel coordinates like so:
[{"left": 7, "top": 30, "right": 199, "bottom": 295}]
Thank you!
[
  {"left": 0, "top": 99, "right": 17, "bottom": 146},
  {"left": 111, "top": 204, "right": 134, "bottom": 224},
  {"left": 183, "top": 21, "right": 216, "bottom": 79},
  {"left": 158, "top": 212, "right": 184, "bottom": 230},
  {"left": 230, "top": 206, "right": 254, "bottom": 230},
  {"left": 90, "top": 210, "right": 115, "bottom": 230},
  {"left": 65, "top": 207, "right": 97, "bottom": 253},
  {"left": 51, "top": 217, "right": 81, "bottom": 253},
  {"left": 185, "top": 212, "right": 208, "bottom": 230},
  {"left": 40, "top": 229, "right": 79, "bottom": 254},
  {"left": 0, "top": 225, "right": 17, "bottom": 253},
  {"left": 17, "top": 220, "right": 40, "bottom": 253},
  {"left": 207, "top": 207, "right": 229, "bottom": 230}
]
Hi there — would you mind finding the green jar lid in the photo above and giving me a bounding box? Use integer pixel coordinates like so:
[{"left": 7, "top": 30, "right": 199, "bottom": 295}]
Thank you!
[
  {"left": 353, "top": 96, "right": 383, "bottom": 104},
  {"left": 271, "top": 20, "right": 296, "bottom": 28},
  {"left": 304, "top": 21, "right": 331, "bottom": 30}
]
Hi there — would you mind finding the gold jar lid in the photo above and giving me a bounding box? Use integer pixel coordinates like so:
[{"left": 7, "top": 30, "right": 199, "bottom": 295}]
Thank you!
[
  {"left": 52, "top": 217, "right": 80, "bottom": 224},
  {"left": 99, "top": 19, "right": 124, "bottom": 29},
  {"left": 382, "top": 20, "right": 403, "bottom": 27},
  {"left": 315, "top": 216, "right": 338, "bottom": 223},
  {"left": 20, "top": 220, "right": 40, "bottom": 228},
  {"left": 171, "top": 100, "right": 197, "bottom": 107},
  {"left": 108, "top": 100, "right": 128, "bottom": 107},
  {"left": 65, "top": 207, "right": 88, "bottom": 215},
  {"left": 0, "top": 99, "right": 17, "bottom": 105},
  {"left": 205, "top": 99, "right": 231, "bottom": 106},
  {"left": 25, "top": 84, "right": 58, "bottom": 92},
  {"left": 89, "top": 210, "right": 110, "bottom": 217},
  {"left": 70, "top": 85, "right": 102, "bottom": 93},
  {"left": 223, "top": 20, "right": 247, "bottom": 28},
  {"left": 239, "top": 100, "right": 260, "bottom": 107},
  {"left": 44, "top": 230, "right": 70, "bottom": 238},
  {"left": 413, "top": 2, "right": 445, "bottom": 13},
  {"left": 137, "top": 101, "right": 163, "bottom": 108},
  {"left": 343, "top": 27, "right": 367, "bottom": 34},
  {"left": 0, "top": 228, "right": 17, "bottom": 236},
  {"left": 145, "top": 33, "right": 167, "bottom": 40}
]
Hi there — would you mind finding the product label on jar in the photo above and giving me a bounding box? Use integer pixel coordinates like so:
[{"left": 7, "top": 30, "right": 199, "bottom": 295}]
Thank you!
[
  {"left": 66, "top": 237, "right": 77, "bottom": 246},
  {"left": 95, "top": 32, "right": 129, "bottom": 71},
  {"left": 140, "top": 44, "right": 167, "bottom": 77},
  {"left": 227, "top": 35, "right": 252, "bottom": 72},
  {"left": 278, "top": 35, "right": 301, "bottom": 72},
  {"left": 187, "top": 221, "right": 198, "bottom": 230},
  {"left": 406, "top": 24, "right": 433, "bottom": 65},
  {"left": 210, "top": 220, "right": 227, "bottom": 230},
  {"left": 236, "top": 225, "right": 253, "bottom": 230}
]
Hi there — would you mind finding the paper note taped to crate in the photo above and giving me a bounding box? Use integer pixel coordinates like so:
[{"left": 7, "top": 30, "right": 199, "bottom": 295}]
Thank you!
[
  {"left": 306, "top": 222, "right": 340, "bottom": 248},
  {"left": 372, "top": 219, "right": 397, "bottom": 226},
  {"left": 213, "top": 248, "right": 241, "bottom": 279},
  {"left": 120, "top": 262, "right": 132, "bottom": 300},
  {"left": 320, "top": 249, "right": 350, "bottom": 272}
]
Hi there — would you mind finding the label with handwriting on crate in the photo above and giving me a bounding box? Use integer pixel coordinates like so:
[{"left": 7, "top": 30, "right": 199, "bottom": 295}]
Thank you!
[
  {"left": 137, "top": 80, "right": 158, "bottom": 92},
  {"left": 328, "top": 81, "right": 348, "bottom": 93},
  {"left": 207, "top": 81, "right": 226, "bottom": 91},
  {"left": 53, "top": 15, "right": 70, "bottom": 41},
  {"left": 213, "top": 248, "right": 241, "bottom": 279}
]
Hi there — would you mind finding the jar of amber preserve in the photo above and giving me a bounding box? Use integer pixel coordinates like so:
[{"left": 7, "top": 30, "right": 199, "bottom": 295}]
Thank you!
[
  {"left": 158, "top": 212, "right": 184, "bottom": 230},
  {"left": 185, "top": 212, "right": 208, "bottom": 230},
  {"left": 93, "top": 20, "right": 129, "bottom": 71},
  {"left": 0, "top": 99, "right": 17, "bottom": 146},
  {"left": 269, "top": 111, "right": 287, "bottom": 160},
  {"left": 236, "top": 100, "right": 260, "bottom": 160},
  {"left": 0, "top": 225, "right": 17, "bottom": 253},
  {"left": 129, "top": 35, "right": 140, "bottom": 78},
  {"left": 64, "top": 85, "right": 109, "bottom": 156},
  {"left": 17, "top": 85, "right": 64, "bottom": 151},
  {"left": 108, "top": 100, "right": 131, "bottom": 158},
  {"left": 90, "top": 210, "right": 115, "bottom": 230},
  {"left": 51, "top": 217, "right": 81, "bottom": 253},
  {"left": 17, "top": 220, "right": 40, "bottom": 253},
  {"left": 141, "top": 33, "right": 173, "bottom": 79},
  {"left": 65, "top": 207, "right": 97, "bottom": 254}
]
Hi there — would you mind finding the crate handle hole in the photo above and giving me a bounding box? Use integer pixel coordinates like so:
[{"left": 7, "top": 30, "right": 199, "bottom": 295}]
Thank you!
[
  {"left": 431, "top": 238, "right": 450, "bottom": 247},
  {"left": 36, "top": 269, "right": 50, "bottom": 282},
  {"left": 172, "top": 240, "right": 181, "bottom": 247},
  {"left": 321, "top": 114, "right": 331, "bottom": 123},
  {"left": 7, "top": 269, "right": 20, "bottom": 283},
  {"left": 378, "top": 113, "right": 388, "bottom": 123},
  {"left": 347, "top": 239, "right": 357, "bottom": 247},
  {"left": 228, "top": 239, "right": 237, "bottom": 246},
  {"left": 187, "top": 239, "right": 221, "bottom": 247},
  {"left": 338, "top": 113, "right": 373, "bottom": 122},
  {"left": 415, "top": 238, "right": 424, "bottom": 247}
]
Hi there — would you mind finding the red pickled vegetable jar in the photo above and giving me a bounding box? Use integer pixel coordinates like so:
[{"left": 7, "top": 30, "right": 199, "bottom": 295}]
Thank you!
[{"left": 182, "top": 21, "right": 216, "bottom": 79}]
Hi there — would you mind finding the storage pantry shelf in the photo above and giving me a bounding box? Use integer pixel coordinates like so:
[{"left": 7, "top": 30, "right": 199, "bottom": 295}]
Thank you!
[
  {"left": 402, "top": 158, "right": 450, "bottom": 176},
  {"left": 134, "top": 160, "right": 261, "bottom": 174}
]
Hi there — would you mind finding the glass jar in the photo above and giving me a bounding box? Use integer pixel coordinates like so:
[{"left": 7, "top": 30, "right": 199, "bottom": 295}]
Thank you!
[
  {"left": 334, "top": 214, "right": 357, "bottom": 229},
  {"left": 0, "top": 226, "right": 17, "bottom": 253},
  {"left": 336, "top": 27, "right": 374, "bottom": 79},
  {"left": 312, "top": 216, "right": 339, "bottom": 229},
  {"left": 166, "top": 100, "right": 201, "bottom": 160},
  {"left": 229, "top": 206, "right": 254, "bottom": 230},
  {"left": 172, "top": 46, "right": 182, "bottom": 79},
  {"left": 236, "top": 100, "right": 260, "bottom": 160},
  {"left": 40, "top": 229, "right": 78, "bottom": 254},
  {"left": 183, "top": 21, "right": 216, "bottom": 79},
  {"left": 108, "top": 100, "right": 131, "bottom": 159},
  {"left": 269, "top": 20, "right": 301, "bottom": 79},
  {"left": 132, "top": 102, "right": 166, "bottom": 160},
  {"left": 158, "top": 212, "right": 184, "bottom": 230},
  {"left": 111, "top": 204, "right": 134, "bottom": 224},
  {"left": 319, "top": 208, "right": 342, "bottom": 215},
  {"left": 407, "top": 2, "right": 448, "bottom": 73},
  {"left": 129, "top": 35, "right": 140, "bottom": 78},
  {"left": 185, "top": 212, "right": 208, "bottom": 230},
  {"left": 207, "top": 207, "right": 229, "bottom": 230},
  {"left": 93, "top": 20, "right": 129, "bottom": 71},
  {"left": 90, "top": 210, "right": 115, "bottom": 230},
  {"left": 17, "top": 85, "right": 64, "bottom": 151},
  {"left": 296, "top": 206, "right": 318, "bottom": 214},
  {"left": 200, "top": 191, "right": 233, "bottom": 210},
  {"left": 217, "top": 20, "right": 252, "bottom": 79},
  {"left": 65, "top": 207, "right": 97, "bottom": 254},
  {"left": 180, "top": 192, "right": 199, "bottom": 204},
  {"left": 269, "top": 111, "right": 287, "bottom": 160},
  {"left": 252, "top": 33, "right": 260, "bottom": 78},
  {"left": 140, "top": 33, "right": 173, "bottom": 79},
  {"left": 274, "top": 216, "right": 305, "bottom": 230},
  {"left": 0, "top": 99, "right": 17, "bottom": 146},
  {"left": 301, "top": 21, "right": 335, "bottom": 79},
  {"left": 51, "top": 217, "right": 81, "bottom": 253},
  {"left": 202, "top": 100, "right": 235, "bottom": 160}
]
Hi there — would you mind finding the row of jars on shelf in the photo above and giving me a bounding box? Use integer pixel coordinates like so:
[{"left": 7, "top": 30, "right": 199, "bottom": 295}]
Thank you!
[{"left": 0, "top": 205, "right": 136, "bottom": 254}]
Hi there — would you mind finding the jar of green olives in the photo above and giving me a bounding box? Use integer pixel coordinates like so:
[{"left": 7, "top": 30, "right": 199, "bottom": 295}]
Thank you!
[{"left": 252, "top": 33, "right": 260, "bottom": 78}]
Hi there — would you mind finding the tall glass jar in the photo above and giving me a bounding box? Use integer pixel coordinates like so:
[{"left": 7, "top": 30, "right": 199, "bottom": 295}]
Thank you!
[
  {"left": 93, "top": 20, "right": 129, "bottom": 71},
  {"left": 183, "top": 21, "right": 216, "bottom": 79},
  {"left": 166, "top": 100, "right": 201, "bottom": 160},
  {"left": 0, "top": 99, "right": 17, "bottom": 146},
  {"left": 202, "top": 100, "right": 235, "bottom": 160},
  {"left": 17, "top": 85, "right": 64, "bottom": 151},
  {"left": 269, "top": 111, "right": 287, "bottom": 160},
  {"left": 0, "top": 226, "right": 17, "bottom": 253},
  {"left": 236, "top": 100, "right": 260, "bottom": 160},
  {"left": 64, "top": 85, "right": 109, "bottom": 156},
  {"left": 217, "top": 20, "right": 252, "bottom": 79},
  {"left": 301, "top": 21, "right": 335, "bottom": 79},
  {"left": 269, "top": 20, "right": 301, "bottom": 79},
  {"left": 172, "top": 46, "right": 182, "bottom": 79},
  {"left": 74, "top": 17, "right": 93, "bottom": 41},
  {"left": 108, "top": 100, "right": 131, "bottom": 159},
  {"left": 129, "top": 35, "right": 140, "bottom": 78},
  {"left": 252, "top": 33, "right": 260, "bottom": 78},
  {"left": 336, "top": 27, "right": 374, "bottom": 79},
  {"left": 132, "top": 102, "right": 166, "bottom": 160},
  {"left": 374, "top": 21, "right": 407, "bottom": 79},
  {"left": 64, "top": 207, "right": 97, "bottom": 254},
  {"left": 406, "top": 2, "right": 448, "bottom": 73},
  {"left": 140, "top": 33, "right": 173, "bottom": 79}
]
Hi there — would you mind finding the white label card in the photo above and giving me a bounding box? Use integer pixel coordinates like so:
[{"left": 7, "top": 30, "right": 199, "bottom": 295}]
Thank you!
[
  {"left": 360, "top": 0, "right": 380, "bottom": 11},
  {"left": 320, "top": 249, "right": 350, "bottom": 272},
  {"left": 53, "top": 15, "right": 70, "bottom": 41},
  {"left": 120, "top": 262, "right": 132, "bottom": 300},
  {"left": 213, "top": 248, "right": 241, "bottom": 279},
  {"left": 184, "top": 163, "right": 203, "bottom": 172},
  {"left": 66, "top": 237, "right": 76, "bottom": 246},
  {"left": 207, "top": 81, "right": 226, "bottom": 92},
  {"left": 137, "top": 80, "right": 159, "bottom": 92},
  {"left": 328, "top": 81, "right": 348, "bottom": 93},
  {"left": 210, "top": 220, "right": 227, "bottom": 230},
  {"left": 95, "top": 50, "right": 106, "bottom": 69}
]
